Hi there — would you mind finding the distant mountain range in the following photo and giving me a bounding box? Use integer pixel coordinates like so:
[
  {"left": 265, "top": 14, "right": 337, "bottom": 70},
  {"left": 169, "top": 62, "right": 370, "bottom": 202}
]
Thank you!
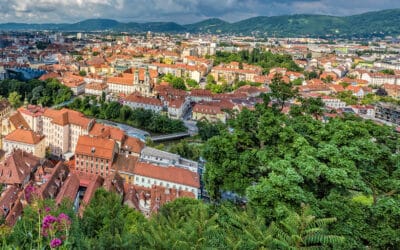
[{"left": 1, "top": 9, "right": 400, "bottom": 37}]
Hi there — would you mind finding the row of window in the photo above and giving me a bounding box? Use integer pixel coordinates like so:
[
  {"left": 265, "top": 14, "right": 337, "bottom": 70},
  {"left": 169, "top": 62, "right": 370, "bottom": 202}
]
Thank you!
[{"left": 135, "top": 176, "right": 196, "bottom": 194}]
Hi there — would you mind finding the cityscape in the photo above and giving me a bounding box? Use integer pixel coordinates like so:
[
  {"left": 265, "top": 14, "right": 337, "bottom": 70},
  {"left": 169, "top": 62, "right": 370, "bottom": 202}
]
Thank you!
[{"left": 0, "top": 2, "right": 399, "bottom": 249}]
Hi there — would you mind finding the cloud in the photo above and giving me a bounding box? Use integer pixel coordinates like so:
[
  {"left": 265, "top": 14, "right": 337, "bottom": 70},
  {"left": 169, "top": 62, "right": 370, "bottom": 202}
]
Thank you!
[{"left": 0, "top": 0, "right": 399, "bottom": 23}]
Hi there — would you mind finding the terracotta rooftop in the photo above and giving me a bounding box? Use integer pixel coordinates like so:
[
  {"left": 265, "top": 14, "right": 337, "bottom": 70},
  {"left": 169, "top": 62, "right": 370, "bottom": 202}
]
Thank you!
[
  {"left": 75, "top": 135, "right": 116, "bottom": 160},
  {"left": 9, "top": 112, "right": 30, "bottom": 130},
  {"left": 36, "top": 162, "right": 69, "bottom": 200},
  {"left": 190, "top": 89, "right": 213, "bottom": 97},
  {"left": 0, "top": 150, "right": 40, "bottom": 185},
  {"left": 18, "top": 105, "right": 46, "bottom": 117},
  {"left": 193, "top": 103, "right": 223, "bottom": 115},
  {"left": 121, "top": 136, "right": 144, "bottom": 154},
  {"left": 112, "top": 154, "right": 138, "bottom": 173},
  {"left": 4, "top": 129, "right": 44, "bottom": 145},
  {"left": 89, "top": 123, "right": 125, "bottom": 142},
  {"left": 43, "top": 108, "right": 93, "bottom": 129},
  {"left": 124, "top": 94, "right": 163, "bottom": 107},
  {"left": 85, "top": 82, "right": 108, "bottom": 91},
  {"left": 134, "top": 162, "right": 200, "bottom": 188},
  {"left": 55, "top": 173, "right": 80, "bottom": 205}
]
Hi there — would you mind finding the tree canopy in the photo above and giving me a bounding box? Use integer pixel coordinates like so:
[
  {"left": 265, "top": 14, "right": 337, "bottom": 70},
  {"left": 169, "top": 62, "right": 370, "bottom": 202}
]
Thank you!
[{"left": 203, "top": 99, "right": 400, "bottom": 249}]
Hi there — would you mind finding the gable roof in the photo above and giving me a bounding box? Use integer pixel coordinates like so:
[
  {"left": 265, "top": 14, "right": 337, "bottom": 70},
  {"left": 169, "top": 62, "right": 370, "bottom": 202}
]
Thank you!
[{"left": 0, "top": 150, "right": 40, "bottom": 185}]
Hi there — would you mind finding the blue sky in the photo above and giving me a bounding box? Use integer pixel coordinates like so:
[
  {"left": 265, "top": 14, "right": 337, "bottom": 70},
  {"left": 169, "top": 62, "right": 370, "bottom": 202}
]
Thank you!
[{"left": 0, "top": 0, "right": 399, "bottom": 23}]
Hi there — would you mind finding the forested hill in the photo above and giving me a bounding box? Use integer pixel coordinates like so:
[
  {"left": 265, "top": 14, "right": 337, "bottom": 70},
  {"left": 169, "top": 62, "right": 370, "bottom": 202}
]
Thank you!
[{"left": 1, "top": 9, "right": 400, "bottom": 37}]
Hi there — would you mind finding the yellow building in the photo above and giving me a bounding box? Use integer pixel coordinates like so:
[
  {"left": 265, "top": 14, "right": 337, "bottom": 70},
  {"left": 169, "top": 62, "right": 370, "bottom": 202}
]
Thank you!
[{"left": 3, "top": 129, "right": 46, "bottom": 158}]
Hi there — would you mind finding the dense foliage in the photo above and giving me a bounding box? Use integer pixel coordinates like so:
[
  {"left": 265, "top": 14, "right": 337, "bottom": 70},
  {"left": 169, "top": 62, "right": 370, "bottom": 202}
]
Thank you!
[
  {"left": 0, "top": 78, "right": 72, "bottom": 108},
  {"left": 212, "top": 49, "right": 302, "bottom": 74},
  {"left": 2, "top": 190, "right": 344, "bottom": 249},
  {"left": 68, "top": 96, "right": 186, "bottom": 134},
  {"left": 203, "top": 98, "right": 400, "bottom": 249}
]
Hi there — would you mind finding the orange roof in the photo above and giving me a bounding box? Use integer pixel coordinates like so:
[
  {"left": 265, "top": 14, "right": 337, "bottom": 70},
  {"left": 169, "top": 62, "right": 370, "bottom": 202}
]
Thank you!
[
  {"left": 121, "top": 136, "right": 144, "bottom": 154},
  {"left": 190, "top": 89, "right": 213, "bottom": 97},
  {"left": 193, "top": 103, "right": 223, "bottom": 115},
  {"left": 55, "top": 173, "right": 80, "bottom": 205},
  {"left": 4, "top": 129, "right": 44, "bottom": 145},
  {"left": 43, "top": 108, "right": 93, "bottom": 129},
  {"left": 89, "top": 123, "right": 125, "bottom": 142},
  {"left": 168, "top": 98, "right": 185, "bottom": 108},
  {"left": 0, "top": 150, "right": 40, "bottom": 185},
  {"left": 18, "top": 105, "right": 46, "bottom": 117},
  {"left": 9, "top": 112, "right": 30, "bottom": 129},
  {"left": 39, "top": 72, "right": 60, "bottom": 81},
  {"left": 85, "top": 82, "right": 108, "bottom": 91},
  {"left": 134, "top": 162, "right": 200, "bottom": 188},
  {"left": 330, "top": 84, "right": 345, "bottom": 92},
  {"left": 124, "top": 94, "right": 163, "bottom": 107},
  {"left": 75, "top": 135, "right": 116, "bottom": 160}
]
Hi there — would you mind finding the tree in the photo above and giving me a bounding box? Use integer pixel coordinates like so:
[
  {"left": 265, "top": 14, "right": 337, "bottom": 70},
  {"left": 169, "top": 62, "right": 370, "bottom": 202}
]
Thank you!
[
  {"left": 268, "top": 205, "right": 345, "bottom": 249},
  {"left": 305, "top": 71, "right": 318, "bottom": 80},
  {"left": 206, "top": 74, "right": 216, "bottom": 85},
  {"left": 79, "top": 70, "right": 87, "bottom": 76},
  {"left": 81, "top": 189, "right": 145, "bottom": 249},
  {"left": 380, "top": 69, "right": 395, "bottom": 75},
  {"left": 300, "top": 97, "right": 325, "bottom": 119},
  {"left": 322, "top": 75, "right": 334, "bottom": 83},
  {"left": 269, "top": 74, "right": 298, "bottom": 111},
  {"left": 171, "top": 77, "right": 186, "bottom": 90},
  {"left": 197, "top": 121, "right": 225, "bottom": 141},
  {"left": 8, "top": 91, "right": 22, "bottom": 108},
  {"left": 186, "top": 79, "right": 199, "bottom": 88},
  {"left": 202, "top": 94, "right": 400, "bottom": 248}
]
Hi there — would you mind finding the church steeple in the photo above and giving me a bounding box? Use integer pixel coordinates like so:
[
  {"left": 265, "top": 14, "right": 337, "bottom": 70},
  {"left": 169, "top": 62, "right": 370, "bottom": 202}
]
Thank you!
[
  {"left": 134, "top": 68, "right": 139, "bottom": 85},
  {"left": 23, "top": 92, "right": 28, "bottom": 107},
  {"left": 145, "top": 67, "right": 150, "bottom": 84}
]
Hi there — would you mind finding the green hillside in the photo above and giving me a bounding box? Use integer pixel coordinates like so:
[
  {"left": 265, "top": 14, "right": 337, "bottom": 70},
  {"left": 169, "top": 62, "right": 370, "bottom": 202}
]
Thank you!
[{"left": 1, "top": 9, "right": 400, "bottom": 37}]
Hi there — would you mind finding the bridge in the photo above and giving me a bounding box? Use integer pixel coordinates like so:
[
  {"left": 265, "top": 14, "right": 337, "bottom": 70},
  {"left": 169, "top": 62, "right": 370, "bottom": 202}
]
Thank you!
[{"left": 151, "top": 132, "right": 190, "bottom": 142}]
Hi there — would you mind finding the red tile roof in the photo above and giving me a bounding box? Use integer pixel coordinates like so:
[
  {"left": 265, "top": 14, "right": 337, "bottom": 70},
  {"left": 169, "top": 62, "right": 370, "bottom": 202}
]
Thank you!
[
  {"left": 193, "top": 103, "right": 223, "bottom": 115},
  {"left": 121, "top": 136, "right": 144, "bottom": 154},
  {"left": 0, "top": 150, "right": 40, "bottom": 185},
  {"left": 43, "top": 108, "right": 93, "bottom": 129},
  {"left": 89, "top": 123, "right": 125, "bottom": 142},
  {"left": 55, "top": 173, "right": 80, "bottom": 205},
  {"left": 124, "top": 94, "right": 163, "bottom": 107},
  {"left": 9, "top": 112, "right": 30, "bottom": 129},
  {"left": 4, "top": 129, "right": 44, "bottom": 145},
  {"left": 75, "top": 135, "right": 116, "bottom": 161},
  {"left": 134, "top": 162, "right": 200, "bottom": 188}
]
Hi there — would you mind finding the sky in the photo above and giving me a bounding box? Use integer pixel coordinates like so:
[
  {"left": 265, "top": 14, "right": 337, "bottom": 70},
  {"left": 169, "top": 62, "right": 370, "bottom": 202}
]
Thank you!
[{"left": 0, "top": 0, "right": 399, "bottom": 24}]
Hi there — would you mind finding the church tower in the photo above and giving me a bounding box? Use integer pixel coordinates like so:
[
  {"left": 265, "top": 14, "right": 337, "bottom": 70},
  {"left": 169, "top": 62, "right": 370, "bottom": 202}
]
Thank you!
[{"left": 133, "top": 68, "right": 139, "bottom": 85}]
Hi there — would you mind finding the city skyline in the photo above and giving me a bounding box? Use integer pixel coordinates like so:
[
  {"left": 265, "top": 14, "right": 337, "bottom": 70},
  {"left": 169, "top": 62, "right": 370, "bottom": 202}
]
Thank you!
[{"left": 0, "top": 0, "right": 399, "bottom": 24}]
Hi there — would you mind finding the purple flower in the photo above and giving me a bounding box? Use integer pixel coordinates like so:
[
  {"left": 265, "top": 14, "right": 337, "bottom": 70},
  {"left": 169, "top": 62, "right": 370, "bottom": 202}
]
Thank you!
[
  {"left": 42, "top": 215, "right": 57, "bottom": 232},
  {"left": 57, "top": 213, "right": 70, "bottom": 222},
  {"left": 43, "top": 215, "right": 57, "bottom": 225},
  {"left": 24, "top": 185, "right": 36, "bottom": 202},
  {"left": 50, "top": 238, "right": 62, "bottom": 248},
  {"left": 45, "top": 207, "right": 51, "bottom": 213}
]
